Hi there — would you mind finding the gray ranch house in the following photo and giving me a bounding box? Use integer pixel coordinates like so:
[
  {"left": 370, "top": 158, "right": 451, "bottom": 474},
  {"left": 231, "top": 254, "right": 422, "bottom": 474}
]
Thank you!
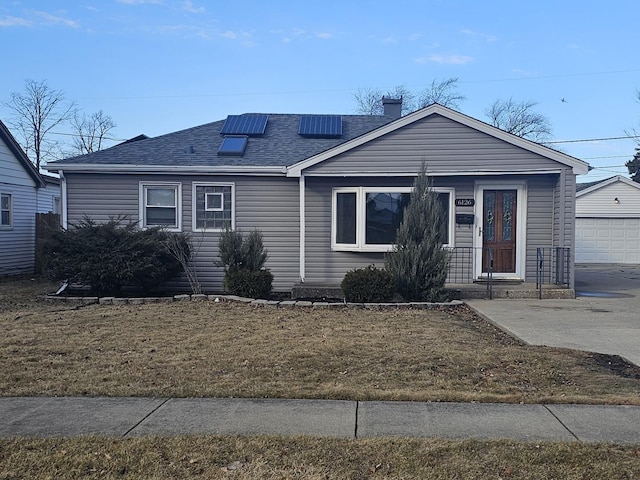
[{"left": 46, "top": 102, "right": 589, "bottom": 293}]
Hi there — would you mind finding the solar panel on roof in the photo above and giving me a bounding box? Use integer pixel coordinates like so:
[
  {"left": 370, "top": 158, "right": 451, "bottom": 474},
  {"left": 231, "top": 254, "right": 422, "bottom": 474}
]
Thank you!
[
  {"left": 298, "top": 115, "right": 342, "bottom": 137},
  {"left": 220, "top": 114, "right": 268, "bottom": 135},
  {"left": 218, "top": 136, "right": 248, "bottom": 156}
]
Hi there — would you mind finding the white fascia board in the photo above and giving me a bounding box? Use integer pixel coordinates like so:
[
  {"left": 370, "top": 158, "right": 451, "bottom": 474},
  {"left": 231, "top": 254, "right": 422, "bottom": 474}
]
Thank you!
[
  {"left": 299, "top": 168, "right": 563, "bottom": 177},
  {"left": 44, "top": 164, "right": 287, "bottom": 176},
  {"left": 286, "top": 104, "right": 590, "bottom": 177},
  {"left": 577, "top": 175, "right": 640, "bottom": 197}
]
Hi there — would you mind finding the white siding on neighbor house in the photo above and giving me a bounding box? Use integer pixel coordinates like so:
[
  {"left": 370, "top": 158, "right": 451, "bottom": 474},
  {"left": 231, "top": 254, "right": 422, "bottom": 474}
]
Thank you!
[
  {"left": 0, "top": 137, "right": 38, "bottom": 275},
  {"left": 0, "top": 138, "right": 36, "bottom": 188},
  {"left": 577, "top": 182, "right": 640, "bottom": 218},
  {"left": 36, "top": 183, "right": 61, "bottom": 214},
  {"left": 0, "top": 183, "right": 37, "bottom": 275},
  {"left": 64, "top": 173, "right": 300, "bottom": 292},
  {"left": 304, "top": 114, "right": 563, "bottom": 176}
]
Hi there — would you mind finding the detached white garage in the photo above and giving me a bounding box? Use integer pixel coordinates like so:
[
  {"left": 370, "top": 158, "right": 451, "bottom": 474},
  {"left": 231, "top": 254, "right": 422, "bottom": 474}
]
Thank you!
[{"left": 576, "top": 175, "right": 640, "bottom": 264}]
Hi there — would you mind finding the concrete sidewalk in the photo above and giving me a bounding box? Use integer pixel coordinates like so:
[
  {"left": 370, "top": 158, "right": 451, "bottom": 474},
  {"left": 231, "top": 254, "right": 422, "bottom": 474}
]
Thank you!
[{"left": 1, "top": 397, "right": 639, "bottom": 444}]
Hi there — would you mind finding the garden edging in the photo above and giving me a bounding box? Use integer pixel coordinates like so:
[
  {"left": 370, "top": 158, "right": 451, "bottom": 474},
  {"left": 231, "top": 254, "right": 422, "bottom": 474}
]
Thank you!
[{"left": 42, "top": 294, "right": 463, "bottom": 309}]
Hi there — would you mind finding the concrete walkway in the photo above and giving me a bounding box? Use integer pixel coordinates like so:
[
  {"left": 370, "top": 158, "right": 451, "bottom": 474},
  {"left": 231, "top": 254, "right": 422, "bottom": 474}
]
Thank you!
[
  {"left": 467, "top": 265, "right": 640, "bottom": 366},
  {"left": 1, "top": 397, "right": 639, "bottom": 444}
]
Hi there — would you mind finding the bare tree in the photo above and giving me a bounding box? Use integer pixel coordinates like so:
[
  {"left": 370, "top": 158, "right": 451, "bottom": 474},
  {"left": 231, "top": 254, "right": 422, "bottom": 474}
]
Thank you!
[
  {"left": 4, "top": 79, "right": 75, "bottom": 169},
  {"left": 484, "top": 98, "right": 552, "bottom": 143},
  {"left": 418, "top": 77, "right": 466, "bottom": 109},
  {"left": 354, "top": 84, "right": 416, "bottom": 116},
  {"left": 624, "top": 89, "right": 640, "bottom": 147},
  {"left": 70, "top": 110, "right": 116, "bottom": 154}
]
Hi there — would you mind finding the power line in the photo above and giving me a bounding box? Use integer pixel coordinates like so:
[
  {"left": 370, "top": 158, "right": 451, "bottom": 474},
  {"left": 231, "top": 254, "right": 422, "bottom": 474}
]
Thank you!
[{"left": 548, "top": 135, "right": 639, "bottom": 144}]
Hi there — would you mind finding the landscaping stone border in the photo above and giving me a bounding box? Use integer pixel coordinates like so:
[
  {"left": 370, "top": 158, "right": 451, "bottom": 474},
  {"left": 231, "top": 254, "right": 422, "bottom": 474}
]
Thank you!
[{"left": 43, "top": 294, "right": 463, "bottom": 309}]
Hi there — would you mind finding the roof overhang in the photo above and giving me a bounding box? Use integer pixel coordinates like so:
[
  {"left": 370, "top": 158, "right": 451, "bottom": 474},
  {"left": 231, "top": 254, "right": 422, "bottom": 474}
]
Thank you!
[
  {"left": 286, "top": 104, "right": 590, "bottom": 177},
  {"left": 44, "top": 164, "right": 288, "bottom": 176}
]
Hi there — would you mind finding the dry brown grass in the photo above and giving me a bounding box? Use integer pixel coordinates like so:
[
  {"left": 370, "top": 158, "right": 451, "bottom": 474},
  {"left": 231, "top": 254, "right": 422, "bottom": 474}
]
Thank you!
[
  {"left": 1, "top": 436, "right": 640, "bottom": 479},
  {"left": 1, "top": 276, "right": 639, "bottom": 404}
]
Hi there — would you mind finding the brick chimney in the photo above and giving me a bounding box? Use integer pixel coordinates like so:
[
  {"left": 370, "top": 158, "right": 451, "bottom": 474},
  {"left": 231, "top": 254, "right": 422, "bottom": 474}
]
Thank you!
[{"left": 382, "top": 96, "right": 402, "bottom": 118}]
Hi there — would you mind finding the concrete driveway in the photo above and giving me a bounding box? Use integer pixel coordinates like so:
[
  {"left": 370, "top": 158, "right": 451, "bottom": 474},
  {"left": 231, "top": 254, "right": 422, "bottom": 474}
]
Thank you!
[{"left": 466, "top": 264, "right": 640, "bottom": 366}]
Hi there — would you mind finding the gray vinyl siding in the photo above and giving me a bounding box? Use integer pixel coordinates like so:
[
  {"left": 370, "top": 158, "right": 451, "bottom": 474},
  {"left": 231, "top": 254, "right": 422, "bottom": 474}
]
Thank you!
[
  {"left": 305, "top": 114, "right": 562, "bottom": 175},
  {"left": 304, "top": 174, "right": 563, "bottom": 286},
  {"left": 0, "top": 184, "right": 37, "bottom": 275},
  {"left": 304, "top": 176, "right": 478, "bottom": 285},
  {"left": 65, "top": 173, "right": 299, "bottom": 292},
  {"left": 0, "top": 140, "right": 38, "bottom": 275}
]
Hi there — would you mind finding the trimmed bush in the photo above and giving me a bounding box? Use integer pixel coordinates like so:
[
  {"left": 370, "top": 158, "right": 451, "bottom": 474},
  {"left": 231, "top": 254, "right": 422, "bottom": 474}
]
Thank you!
[
  {"left": 42, "top": 216, "right": 187, "bottom": 295},
  {"left": 341, "top": 265, "right": 396, "bottom": 303},
  {"left": 224, "top": 270, "right": 274, "bottom": 299}
]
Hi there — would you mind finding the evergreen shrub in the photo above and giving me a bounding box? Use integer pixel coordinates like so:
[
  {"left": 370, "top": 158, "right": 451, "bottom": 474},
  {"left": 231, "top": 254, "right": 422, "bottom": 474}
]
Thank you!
[
  {"left": 217, "top": 227, "right": 272, "bottom": 298},
  {"left": 341, "top": 265, "right": 396, "bottom": 303},
  {"left": 42, "top": 216, "right": 187, "bottom": 295}
]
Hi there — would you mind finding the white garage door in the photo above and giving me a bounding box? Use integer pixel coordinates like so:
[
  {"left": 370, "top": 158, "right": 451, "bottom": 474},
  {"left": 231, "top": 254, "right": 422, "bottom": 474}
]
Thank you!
[{"left": 576, "top": 218, "right": 640, "bottom": 264}]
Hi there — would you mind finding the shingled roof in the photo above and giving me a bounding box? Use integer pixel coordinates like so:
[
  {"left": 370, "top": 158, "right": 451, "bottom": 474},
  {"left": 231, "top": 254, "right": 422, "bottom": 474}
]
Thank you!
[{"left": 49, "top": 114, "right": 395, "bottom": 169}]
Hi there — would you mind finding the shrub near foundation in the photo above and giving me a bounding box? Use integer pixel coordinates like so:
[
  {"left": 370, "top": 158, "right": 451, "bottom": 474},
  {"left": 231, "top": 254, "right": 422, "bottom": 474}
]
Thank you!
[
  {"left": 218, "top": 227, "right": 273, "bottom": 298},
  {"left": 341, "top": 265, "right": 396, "bottom": 303},
  {"left": 224, "top": 270, "right": 274, "bottom": 299}
]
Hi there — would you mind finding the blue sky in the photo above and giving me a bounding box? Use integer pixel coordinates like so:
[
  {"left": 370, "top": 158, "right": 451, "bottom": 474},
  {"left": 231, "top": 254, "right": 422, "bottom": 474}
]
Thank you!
[{"left": 1, "top": 0, "right": 639, "bottom": 182}]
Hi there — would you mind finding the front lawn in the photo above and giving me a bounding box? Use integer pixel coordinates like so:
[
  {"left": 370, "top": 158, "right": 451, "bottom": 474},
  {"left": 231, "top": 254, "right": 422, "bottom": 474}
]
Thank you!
[{"left": 1, "top": 276, "right": 639, "bottom": 404}]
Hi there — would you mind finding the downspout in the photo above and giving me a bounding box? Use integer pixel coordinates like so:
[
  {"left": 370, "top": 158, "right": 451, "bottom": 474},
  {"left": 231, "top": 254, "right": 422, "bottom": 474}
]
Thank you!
[
  {"left": 299, "top": 174, "right": 305, "bottom": 283},
  {"left": 59, "top": 170, "right": 68, "bottom": 229}
]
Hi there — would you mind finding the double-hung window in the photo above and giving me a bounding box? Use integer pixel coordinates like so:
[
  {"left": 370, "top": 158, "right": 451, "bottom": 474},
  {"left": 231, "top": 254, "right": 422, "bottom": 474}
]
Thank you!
[
  {"left": 332, "top": 186, "right": 454, "bottom": 251},
  {"left": 139, "top": 183, "right": 181, "bottom": 230},
  {"left": 192, "top": 183, "right": 234, "bottom": 231},
  {"left": 1, "top": 193, "right": 12, "bottom": 228}
]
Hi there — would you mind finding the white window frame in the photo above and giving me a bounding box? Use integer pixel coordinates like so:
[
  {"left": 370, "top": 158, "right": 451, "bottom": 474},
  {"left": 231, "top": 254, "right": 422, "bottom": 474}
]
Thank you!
[
  {"left": 192, "top": 182, "right": 235, "bottom": 232},
  {"left": 0, "top": 193, "right": 12, "bottom": 229},
  {"left": 138, "top": 182, "right": 182, "bottom": 231},
  {"left": 205, "top": 192, "right": 224, "bottom": 212},
  {"left": 332, "top": 186, "right": 455, "bottom": 252}
]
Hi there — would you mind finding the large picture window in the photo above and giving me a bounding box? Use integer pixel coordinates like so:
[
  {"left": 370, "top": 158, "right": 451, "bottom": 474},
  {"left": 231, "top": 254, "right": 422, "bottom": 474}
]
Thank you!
[
  {"left": 193, "top": 183, "right": 234, "bottom": 231},
  {"left": 332, "top": 187, "right": 454, "bottom": 251},
  {"left": 139, "top": 183, "right": 181, "bottom": 230},
  {"left": 1, "top": 193, "right": 12, "bottom": 228}
]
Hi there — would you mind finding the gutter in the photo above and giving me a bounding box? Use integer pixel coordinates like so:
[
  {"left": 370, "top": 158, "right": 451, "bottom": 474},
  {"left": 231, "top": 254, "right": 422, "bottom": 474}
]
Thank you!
[{"left": 44, "top": 164, "right": 288, "bottom": 176}]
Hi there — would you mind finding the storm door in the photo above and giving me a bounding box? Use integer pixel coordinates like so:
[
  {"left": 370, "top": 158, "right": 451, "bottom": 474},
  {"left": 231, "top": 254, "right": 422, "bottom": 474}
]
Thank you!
[{"left": 482, "top": 190, "right": 517, "bottom": 273}]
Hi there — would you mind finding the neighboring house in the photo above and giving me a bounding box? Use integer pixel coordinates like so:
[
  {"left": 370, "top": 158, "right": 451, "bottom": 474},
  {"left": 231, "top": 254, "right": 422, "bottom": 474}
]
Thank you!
[
  {"left": 0, "top": 120, "right": 47, "bottom": 275},
  {"left": 38, "top": 175, "right": 62, "bottom": 214},
  {"left": 45, "top": 102, "right": 589, "bottom": 292},
  {"left": 576, "top": 175, "right": 640, "bottom": 264}
]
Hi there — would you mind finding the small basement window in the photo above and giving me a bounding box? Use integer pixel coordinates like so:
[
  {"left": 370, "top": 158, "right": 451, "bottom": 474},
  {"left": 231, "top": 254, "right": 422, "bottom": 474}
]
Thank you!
[{"left": 218, "top": 136, "right": 248, "bottom": 156}]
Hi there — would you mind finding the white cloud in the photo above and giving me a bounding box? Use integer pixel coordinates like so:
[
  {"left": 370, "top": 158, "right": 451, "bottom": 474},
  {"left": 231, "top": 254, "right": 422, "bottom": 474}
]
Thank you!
[
  {"left": 0, "top": 15, "right": 31, "bottom": 27},
  {"left": 415, "top": 54, "right": 473, "bottom": 65},
  {"left": 316, "top": 32, "right": 333, "bottom": 39},
  {"left": 33, "top": 11, "right": 79, "bottom": 28},
  {"left": 292, "top": 27, "right": 305, "bottom": 36},
  {"left": 407, "top": 33, "right": 422, "bottom": 41},
  {"left": 117, "top": 0, "right": 164, "bottom": 4},
  {"left": 461, "top": 28, "right": 497, "bottom": 42},
  {"left": 182, "top": 1, "right": 204, "bottom": 13},
  {"left": 382, "top": 36, "right": 398, "bottom": 44}
]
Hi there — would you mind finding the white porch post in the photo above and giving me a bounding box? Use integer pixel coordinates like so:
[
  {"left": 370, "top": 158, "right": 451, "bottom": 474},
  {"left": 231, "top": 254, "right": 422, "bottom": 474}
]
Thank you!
[{"left": 299, "top": 174, "right": 305, "bottom": 282}]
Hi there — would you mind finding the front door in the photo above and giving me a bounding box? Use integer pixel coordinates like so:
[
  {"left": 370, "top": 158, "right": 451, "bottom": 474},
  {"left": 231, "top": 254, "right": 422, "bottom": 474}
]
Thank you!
[{"left": 482, "top": 190, "right": 517, "bottom": 273}]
